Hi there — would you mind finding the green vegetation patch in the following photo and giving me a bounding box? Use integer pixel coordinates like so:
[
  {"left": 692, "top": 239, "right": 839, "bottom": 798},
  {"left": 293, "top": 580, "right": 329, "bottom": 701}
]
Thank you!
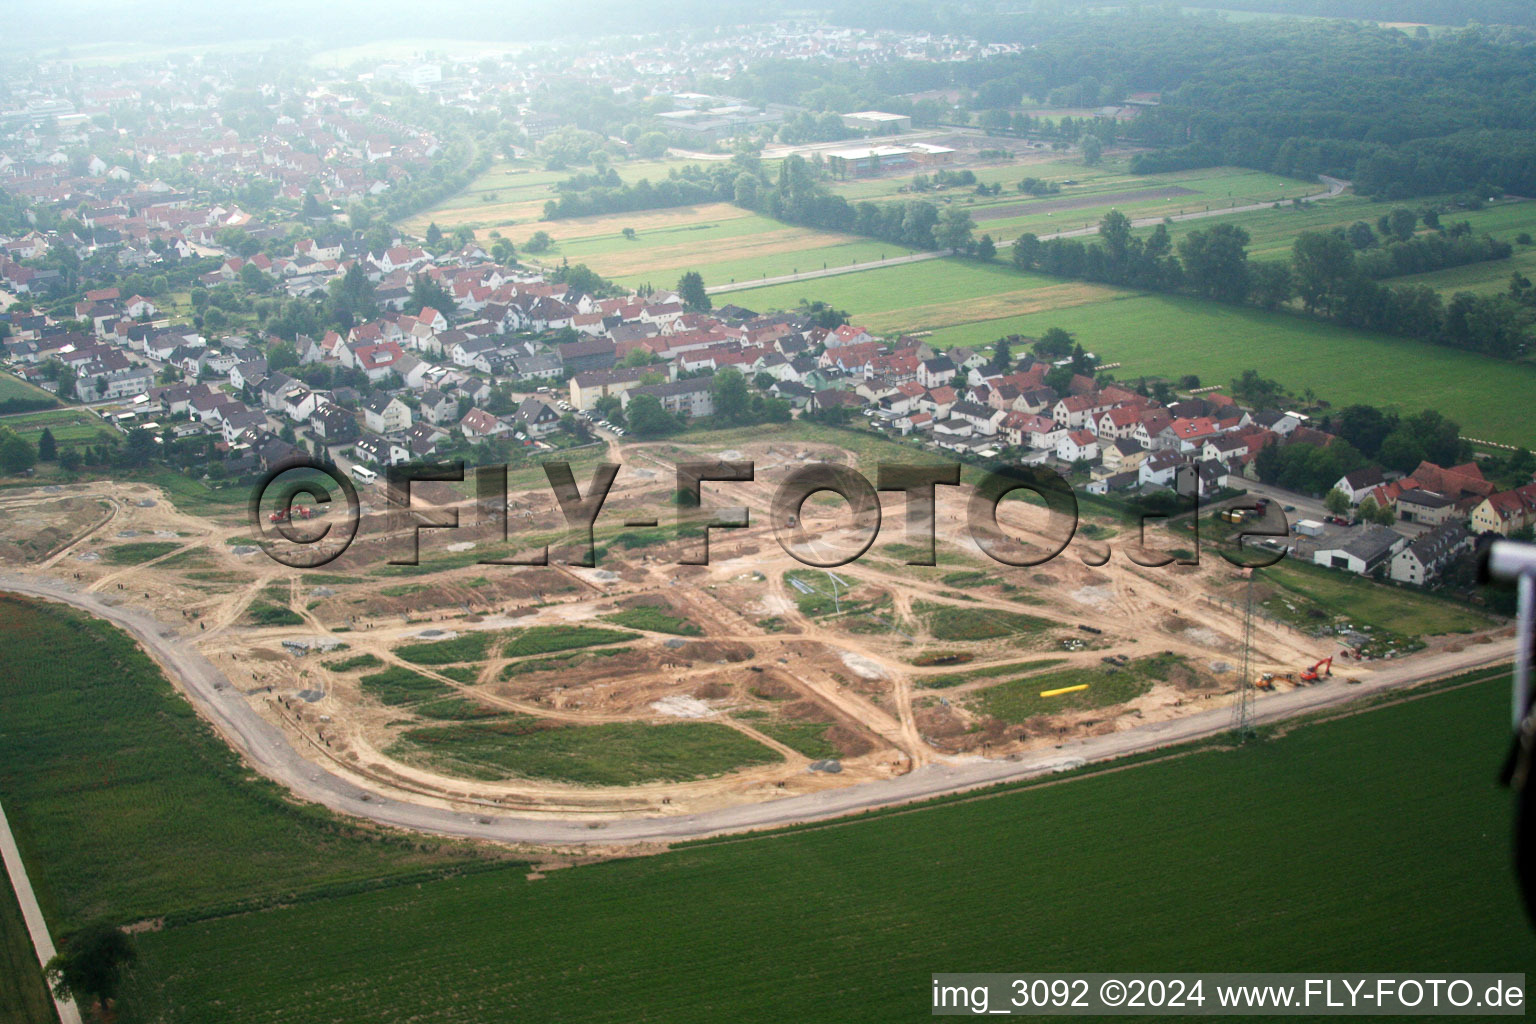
[
  {"left": 917, "top": 658, "right": 1069, "bottom": 689},
  {"left": 324, "top": 653, "right": 383, "bottom": 672},
  {"left": 498, "top": 646, "right": 632, "bottom": 680},
  {"left": 102, "top": 540, "right": 182, "bottom": 565},
  {"left": 1257, "top": 562, "right": 1490, "bottom": 642},
  {"left": 753, "top": 720, "right": 841, "bottom": 760},
  {"left": 0, "top": 869, "right": 55, "bottom": 1024},
  {"left": 359, "top": 666, "right": 455, "bottom": 706},
  {"left": 396, "top": 631, "right": 499, "bottom": 665},
  {"left": 390, "top": 719, "right": 780, "bottom": 786},
  {"left": 413, "top": 697, "right": 507, "bottom": 721},
  {"left": 600, "top": 604, "right": 702, "bottom": 635},
  {"left": 241, "top": 582, "right": 304, "bottom": 627},
  {"left": 973, "top": 653, "right": 1187, "bottom": 724},
  {"left": 0, "top": 596, "right": 494, "bottom": 931},
  {"left": 502, "top": 625, "right": 639, "bottom": 658},
  {"left": 915, "top": 600, "right": 1054, "bottom": 642},
  {"left": 124, "top": 670, "right": 1528, "bottom": 1021}
]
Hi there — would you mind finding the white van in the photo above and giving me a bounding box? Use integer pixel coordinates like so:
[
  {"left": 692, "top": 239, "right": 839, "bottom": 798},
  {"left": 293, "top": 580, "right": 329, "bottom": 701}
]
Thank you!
[{"left": 350, "top": 465, "right": 378, "bottom": 485}]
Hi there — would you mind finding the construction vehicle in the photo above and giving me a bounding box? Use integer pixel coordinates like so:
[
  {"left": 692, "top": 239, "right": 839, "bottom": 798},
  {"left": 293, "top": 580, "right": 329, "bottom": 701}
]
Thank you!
[
  {"left": 1256, "top": 673, "right": 1275, "bottom": 690},
  {"left": 1300, "top": 656, "right": 1334, "bottom": 682}
]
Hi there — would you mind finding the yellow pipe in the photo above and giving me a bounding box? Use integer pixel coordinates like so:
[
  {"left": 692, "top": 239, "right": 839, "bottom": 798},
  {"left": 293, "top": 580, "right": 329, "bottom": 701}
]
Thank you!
[{"left": 1040, "top": 683, "right": 1089, "bottom": 698}]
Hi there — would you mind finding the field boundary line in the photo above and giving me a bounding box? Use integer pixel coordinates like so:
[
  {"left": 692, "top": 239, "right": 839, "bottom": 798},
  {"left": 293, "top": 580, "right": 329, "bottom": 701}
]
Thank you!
[{"left": 0, "top": 797, "right": 82, "bottom": 1024}]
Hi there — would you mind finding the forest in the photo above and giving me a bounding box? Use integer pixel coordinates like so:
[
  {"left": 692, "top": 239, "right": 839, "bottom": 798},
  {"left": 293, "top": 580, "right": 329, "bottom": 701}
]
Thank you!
[{"left": 732, "top": 9, "right": 1536, "bottom": 200}]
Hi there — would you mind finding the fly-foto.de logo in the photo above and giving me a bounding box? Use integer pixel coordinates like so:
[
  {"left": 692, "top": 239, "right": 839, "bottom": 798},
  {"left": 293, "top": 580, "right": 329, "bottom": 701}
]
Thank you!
[{"left": 249, "top": 457, "right": 1291, "bottom": 571}]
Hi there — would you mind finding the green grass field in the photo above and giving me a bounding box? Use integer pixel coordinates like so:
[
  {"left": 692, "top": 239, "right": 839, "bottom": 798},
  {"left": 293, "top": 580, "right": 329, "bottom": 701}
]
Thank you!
[
  {"left": 971, "top": 652, "right": 1186, "bottom": 723},
  {"left": 0, "top": 407, "right": 106, "bottom": 451},
  {"left": 0, "top": 866, "right": 57, "bottom": 1024},
  {"left": 118, "top": 666, "right": 1533, "bottom": 1022},
  {"left": 732, "top": 262, "right": 1536, "bottom": 446},
  {"left": 0, "top": 596, "right": 499, "bottom": 933},
  {"left": 101, "top": 541, "right": 182, "bottom": 565},
  {"left": 1256, "top": 560, "right": 1492, "bottom": 642},
  {"left": 600, "top": 605, "right": 702, "bottom": 636},
  {"left": 389, "top": 718, "right": 781, "bottom": 786},
  {"left": 0, "top": 374, "right": 59, "bottom": 411}
]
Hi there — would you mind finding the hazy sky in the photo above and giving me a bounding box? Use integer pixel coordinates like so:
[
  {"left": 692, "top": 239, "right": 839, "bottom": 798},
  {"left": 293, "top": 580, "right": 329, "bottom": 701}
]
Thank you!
[{"left": 6, "top": 0, "right": 762, "bottom": 53}]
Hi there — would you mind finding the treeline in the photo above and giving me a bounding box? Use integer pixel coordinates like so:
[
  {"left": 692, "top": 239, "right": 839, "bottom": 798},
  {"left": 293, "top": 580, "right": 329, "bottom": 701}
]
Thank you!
[
  {"left": 733, "top": 154, "right": 974, "bottom": 251},
  {"left": 740, "top": 10, "right": 1536, "bottom": 200},
  {"left": 1252, "top": 403, "right": 1469, "bottom": 494},
  {"left": 1012, "top": 210, "right": 1528, "bottom": 357},
  {"left": 542, "top": 164, "right": 738, "bottom": 220}
]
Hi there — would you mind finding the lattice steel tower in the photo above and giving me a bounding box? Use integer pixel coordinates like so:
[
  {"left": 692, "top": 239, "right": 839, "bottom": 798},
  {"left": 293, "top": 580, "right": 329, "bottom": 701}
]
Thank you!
[{"left": 1232, "top": 569, "right": 1257, "bottom": 742}]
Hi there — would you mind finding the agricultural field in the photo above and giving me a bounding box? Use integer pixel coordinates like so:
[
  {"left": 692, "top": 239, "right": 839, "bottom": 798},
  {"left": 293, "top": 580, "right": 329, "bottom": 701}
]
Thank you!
[
  {"left": 524, "top": 211, "right": 917, "bottom": 292},
  {"left": 857, "top": 162, "right": 1322, "bottom": 242},
  {"left": 0, "top": 408, "right": 105, "bottom": 453},
  {"left": 0, "top": 596, "right": 500, "bottom": 933},
  {"left": 0, "top": 374, "right": 59, "bottom": 411},
  {"left": 0, "top": 868, "right": 56, "bottom": 1024},
  {"left": 733, "top": 262, "right": 1536, "bottom": 448},
  {"left": 118, "top": 667, "right": 1532, "bottom": 1022},
  {"left": 399, "top": 156, "right": 705, "bottom": 238}
]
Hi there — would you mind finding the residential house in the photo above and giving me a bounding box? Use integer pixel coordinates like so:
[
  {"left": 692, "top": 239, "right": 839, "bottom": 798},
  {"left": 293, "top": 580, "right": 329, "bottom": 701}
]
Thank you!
[
  {"left": 514, "top": 398, "right": 561, "bottom": 438},
  {"left": 621, "top": 377, "right": 715, "bottom": 419},
  {"left": 362, "top": 394, "right": 412, "bottom": 434},
  {"left": 1388, "top": 521, "right": 1472, "bottom": 586}
]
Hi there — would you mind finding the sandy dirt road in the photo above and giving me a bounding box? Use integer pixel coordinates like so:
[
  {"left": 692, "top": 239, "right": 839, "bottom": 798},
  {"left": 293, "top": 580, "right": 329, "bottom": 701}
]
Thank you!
[{"left": 0, "top": 570, "right": 1512, "bottom": 846}]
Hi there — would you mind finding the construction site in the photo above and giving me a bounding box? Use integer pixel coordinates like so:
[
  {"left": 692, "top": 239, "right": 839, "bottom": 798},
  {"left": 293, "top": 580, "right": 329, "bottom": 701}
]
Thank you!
[{"left": 0, "top": 431, "right": 1511, "bottom": 826}]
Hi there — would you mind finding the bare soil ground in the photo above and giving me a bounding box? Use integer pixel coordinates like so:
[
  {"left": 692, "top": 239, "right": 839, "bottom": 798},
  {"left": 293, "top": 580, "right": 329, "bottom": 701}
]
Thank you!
[{"left": 0, "top": 438, "right": 1494, "bottom": 821}]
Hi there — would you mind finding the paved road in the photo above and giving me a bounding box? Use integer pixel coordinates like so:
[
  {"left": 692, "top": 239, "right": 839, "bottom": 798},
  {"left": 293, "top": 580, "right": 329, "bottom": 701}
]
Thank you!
[
  {"left": 0, "top": 571, "right": 1514, "bottom": 847},
  {"left": 706, "top": 175, "right": 1348, "bottom": 297},
  {"left": 0, "top": 798, "right": 82, "bottom": 1024}
]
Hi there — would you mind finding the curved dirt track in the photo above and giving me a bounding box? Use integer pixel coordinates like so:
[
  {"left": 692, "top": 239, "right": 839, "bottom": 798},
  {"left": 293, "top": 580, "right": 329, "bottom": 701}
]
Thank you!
[{"left": 0, "top": 570, "right": 1514, "bottom": 847}]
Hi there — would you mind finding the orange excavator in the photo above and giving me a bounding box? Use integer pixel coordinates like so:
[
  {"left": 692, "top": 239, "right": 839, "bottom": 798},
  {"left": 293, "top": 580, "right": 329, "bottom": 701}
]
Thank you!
[{"left": 1300, "top": 656, "right": 1334, "bottom": 683}]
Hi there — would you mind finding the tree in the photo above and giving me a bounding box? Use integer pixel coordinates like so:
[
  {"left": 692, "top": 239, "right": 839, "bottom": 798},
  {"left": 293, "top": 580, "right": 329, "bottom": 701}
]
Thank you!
[
  {"left": 327, "top": 263, "right": 377, "bottom": 328},
  {"left": 677, "top": 271, "right": 711, "bottom": 312},
  {"left": 1249, "top": 261, "right": 1293, "bottom": 309},
  {"left": 1081, "top": 134, "right": 1103, "bottom": 166},
  {"left": 1231, "top": 369, "right": 1285, "bottom": 409},
  {"left": 621, "top": 227, "right": 637, "bottom": 240},
  {"left": 987, "top": 336, "right": 1012, "bottom": 374},
  {"left": 1346, "top": 221, "right": 1378, "bottom": 250},
  {"left": 625, "top": 394, "right": 681, "bottom": 437},
  {"left": 975, "top": 233, "right": 996, "bottom": 261},
  {"left": 1178, "top": 224, "right": 1251, "bottom": 302},
  {"left": 425, "top": 222, "right": 443, "bottom": 247},
  {"left": 709, "top": 368, "right": 751, "bottom": 424},
  {"left": 267, "top": 341, "right": 300, "bottom": 372},
  {"left": 302, "top": 192, "right": 324, "bottom": 220},
  {"left": 37, "top": 427, "right": 57, "bottom": 462},
  {"left": 409, "top": 274, "right": 455, "bottom": 317},
  {"left": 935, "top": 205, "right": 975, "bottom": 252},
  {"left": 45, "top": 924, "right": 137, "bottom": 1015},
  {"left": 1386, "top": 207, "right": 1417, "bottom": 241},
  {"left": 1291, "top": 231, "right": 1356, "bottom": 315},
  {"left": 1324, "top": 487, "right": 1351, "bottom": 516},
  {"left": 525, "top": 231, "right": 554, "bottom": 254},
  {"left": 0, "top": 428, "right": 37, "bottom": 475},
  {"left": 1033, "top": 326, "right": 1075, "bottom": 358}
]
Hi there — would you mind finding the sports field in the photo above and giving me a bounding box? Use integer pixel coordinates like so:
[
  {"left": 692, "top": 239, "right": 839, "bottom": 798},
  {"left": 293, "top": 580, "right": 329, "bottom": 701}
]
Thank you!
[{"left": 118, "top": 666, "right": 1532, "bottom": 1022}]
